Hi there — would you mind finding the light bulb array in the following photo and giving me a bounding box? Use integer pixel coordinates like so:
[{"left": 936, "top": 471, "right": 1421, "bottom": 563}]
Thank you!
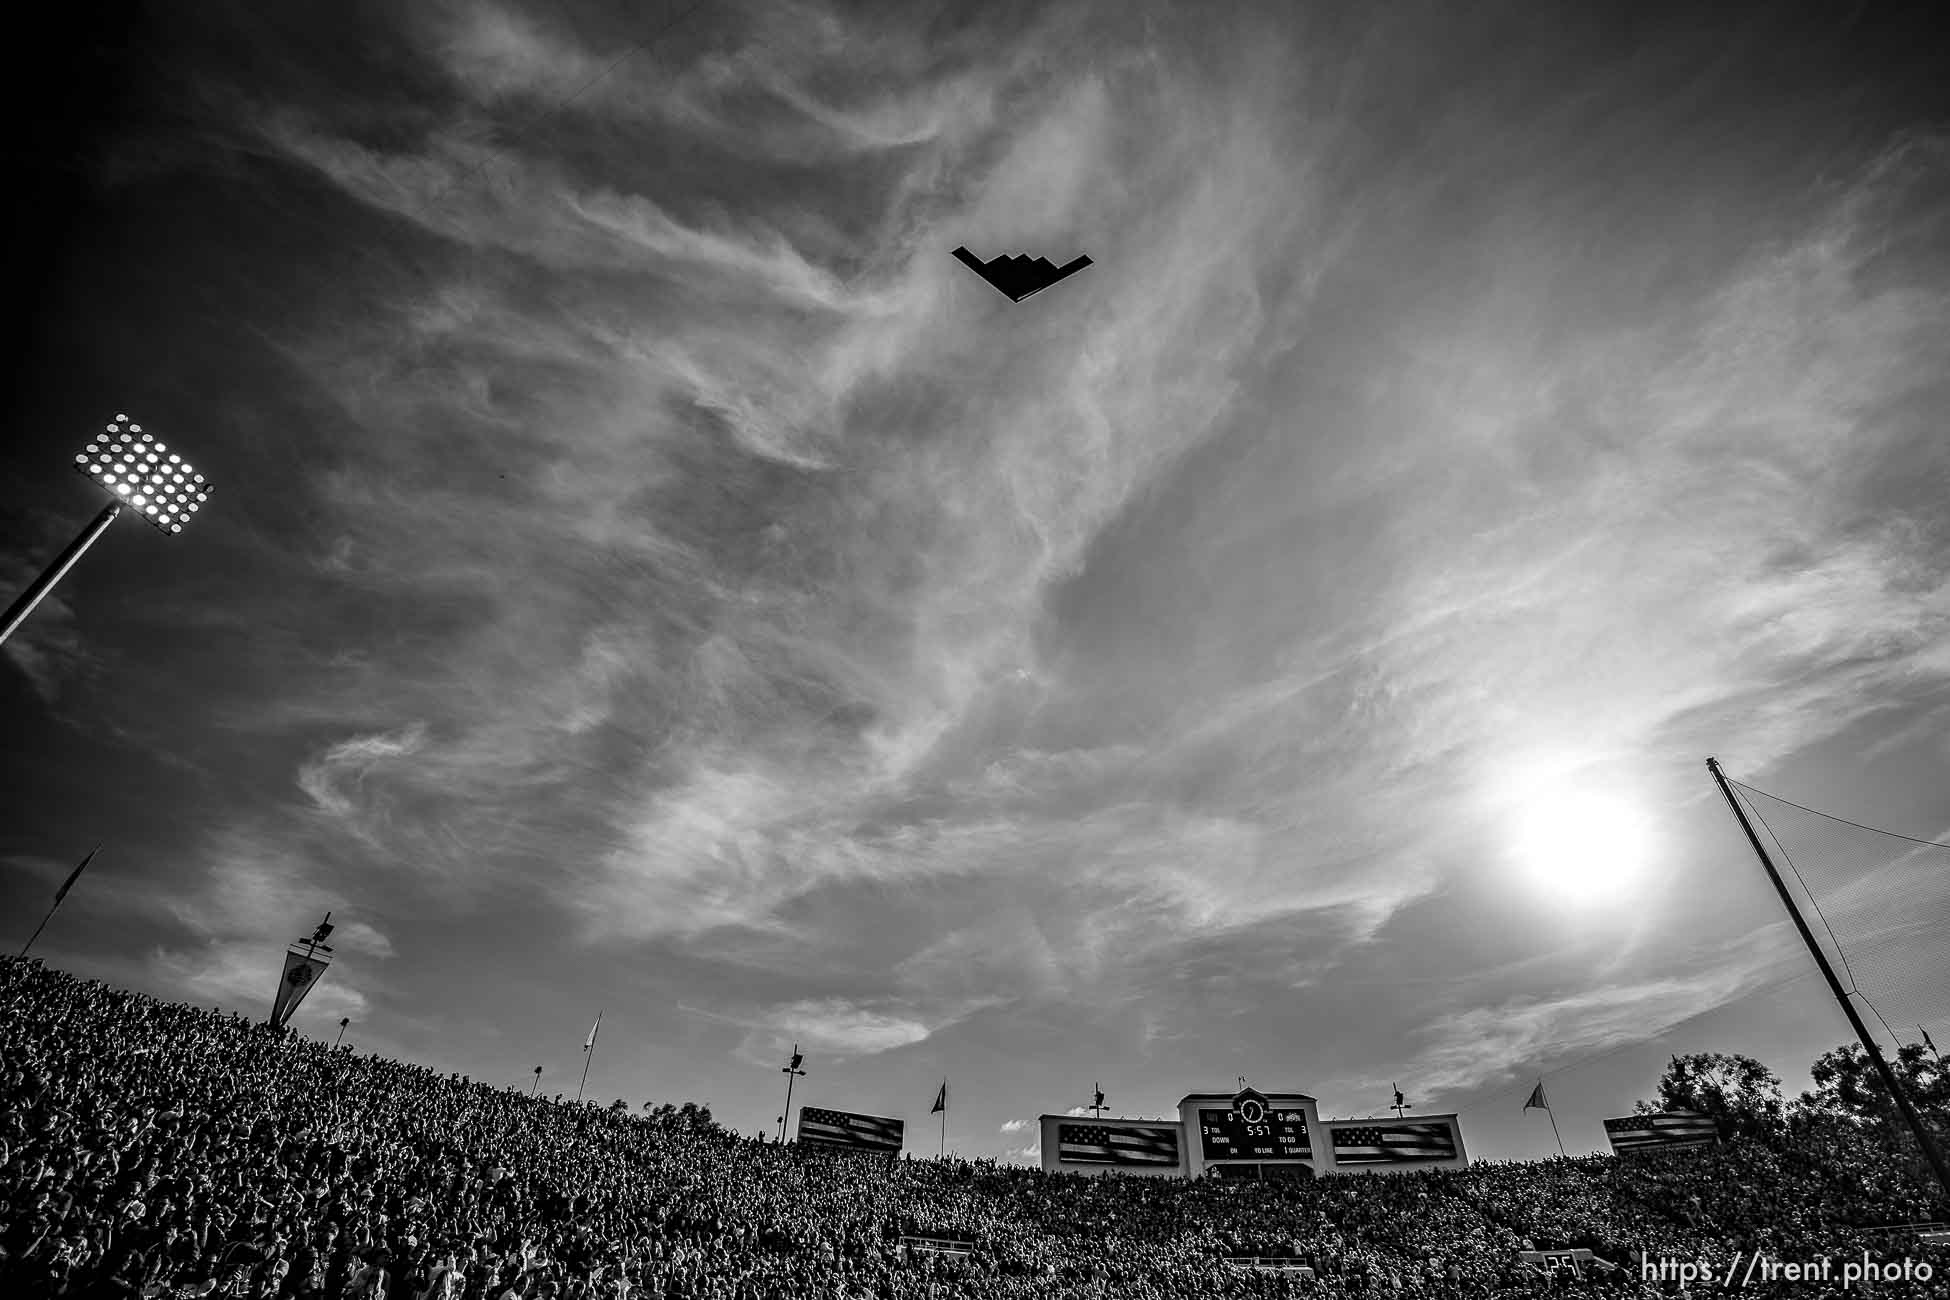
[{"left": 74, "top": 413, "right": 212, "bottom": 535}]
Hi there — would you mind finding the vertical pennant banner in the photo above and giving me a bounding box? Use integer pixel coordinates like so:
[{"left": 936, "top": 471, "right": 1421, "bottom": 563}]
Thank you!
[
  {"left": 270, "top": 946, "right": 332, "bottom": 1028},
  {"left": 53, "top": 845, "right": 99, "bottom": 904}
]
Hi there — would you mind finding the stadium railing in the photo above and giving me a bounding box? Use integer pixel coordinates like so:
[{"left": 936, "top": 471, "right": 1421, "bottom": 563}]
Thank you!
[
  {"left": 1222, "top": 1257, "right": 1318, "bottom": 1276},
  {"left": 1859, "top": 1222, "right": 1950, "bottom": 1246}
]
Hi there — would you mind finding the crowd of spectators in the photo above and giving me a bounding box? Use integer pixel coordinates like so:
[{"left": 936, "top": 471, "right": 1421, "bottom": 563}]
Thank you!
[{"left": 3, "top": 954, "right": 1946, "bottom": 1298}]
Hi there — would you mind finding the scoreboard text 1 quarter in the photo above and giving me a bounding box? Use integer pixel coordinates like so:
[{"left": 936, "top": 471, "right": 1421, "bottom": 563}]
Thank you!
[{"left": 1197, "top": 1106, "right": 1313, "bottom": 1162}]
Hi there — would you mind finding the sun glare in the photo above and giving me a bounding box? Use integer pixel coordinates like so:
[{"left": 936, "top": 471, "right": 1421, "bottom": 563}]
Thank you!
[{"left": 1508, "top": 788, "right": 1653, "bottom": 906}]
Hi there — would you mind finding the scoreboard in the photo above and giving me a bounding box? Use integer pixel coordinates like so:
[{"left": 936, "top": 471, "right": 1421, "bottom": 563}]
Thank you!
[
  {"left": 1047, "top": 1091, "right": 1461, "bottom": 1179},
  {"left": 1196, "top": 1103, "right": 1312, "bottom": 1162}
]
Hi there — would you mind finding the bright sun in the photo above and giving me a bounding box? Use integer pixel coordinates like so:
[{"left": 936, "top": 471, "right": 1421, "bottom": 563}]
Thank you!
[{"left": 1508, "top": 789, "right": 1653, "bottom": 905}]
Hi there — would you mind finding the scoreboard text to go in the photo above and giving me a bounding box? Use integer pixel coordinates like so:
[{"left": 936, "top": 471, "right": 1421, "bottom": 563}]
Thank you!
[{"left": 1198, "top": 1108, "right": 1313, "bottom": 1161}]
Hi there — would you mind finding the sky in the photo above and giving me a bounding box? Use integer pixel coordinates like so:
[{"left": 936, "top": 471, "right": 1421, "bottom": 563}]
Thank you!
[{"left": 3, "top": 0, "right": 1948, "bottom": 1165}]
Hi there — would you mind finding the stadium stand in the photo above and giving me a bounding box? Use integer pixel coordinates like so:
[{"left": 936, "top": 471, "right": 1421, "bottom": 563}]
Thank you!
[{"left": 1, "top": 954, "right": 1946, "bottom": 1297}]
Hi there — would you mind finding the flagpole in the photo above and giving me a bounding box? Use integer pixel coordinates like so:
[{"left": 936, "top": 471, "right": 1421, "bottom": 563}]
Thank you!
[
  {"left": 19, "top": 845, "right": 99, "bottom": 958},
  {"left": 577, "top": 1012, "right": 602, "bottom": 1103},
  {"left": 18, "top": 903, "right": 62, "bottom": 959},
  {"left": 779, "top": 1046, "right": 806, "bottom": 1143},
  {"left": 1525, "top": 1081, "right": 1565, "bottom": 1157},
  {"left": 1707, "top": 757, "right": 1950, "bottom": 1205}
]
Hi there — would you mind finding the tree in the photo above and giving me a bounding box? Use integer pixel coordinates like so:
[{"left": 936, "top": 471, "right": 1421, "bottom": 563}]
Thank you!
[
  {"left": 633, "top": 1099, "right": 719, "bottom": 1134},
  {"left": 1636, "top": 1052, "right": 1784, "bottom": 1140},
  {"left": 609, "top": 1098, "right": 629, "bottom": 1113},
  {"left": 1797, "top": 1042, "right": 1949, "bottom": 1130}
]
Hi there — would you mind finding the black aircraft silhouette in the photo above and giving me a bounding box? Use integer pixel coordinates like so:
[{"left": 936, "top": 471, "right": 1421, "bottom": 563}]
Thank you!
[{"left": 951, "top": 245, "right": 1093, "bottom": 302}]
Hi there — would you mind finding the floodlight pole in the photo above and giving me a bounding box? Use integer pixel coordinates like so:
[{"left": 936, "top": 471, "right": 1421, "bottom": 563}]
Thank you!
[
  {"left": 17, "top": 907, "right": 59, "bottom": 959},
  {"left": 1706, "top": 758, "right": 1950, "bottom": 1206},
  {"left": 0, "top": 501, "right": 121, "bottom": 651},
  {"left": 778, "top": 1045, "right": 806, "bottom": 1143},
  {"left": 577, "top": 1013, "right": 602, "bottom": 1104},
  {"left": 17, "top": 894, "right": 68, "bottom": 960},
  {"left": 1539, "top": 1102, "right": 1566, "bottom": 1158}
]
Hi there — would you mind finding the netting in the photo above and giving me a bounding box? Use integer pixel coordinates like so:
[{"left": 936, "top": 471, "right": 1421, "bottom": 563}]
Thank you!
[{"left": 1726, "top": 776, "right": 1950, "bottom": 1048}]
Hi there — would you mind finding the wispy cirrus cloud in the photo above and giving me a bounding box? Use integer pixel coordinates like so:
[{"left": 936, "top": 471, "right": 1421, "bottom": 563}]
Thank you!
[
  {"left": 707, "top": 996, "right": 949, "bottom": 1066},
  {"left": 298, "top": 722, "right": 430, "bottom": 820},
  {"left": 160, "top": 832, "right": 395, "bottom": 960},
  {"left": 425, "top": 0, "right": 1010, "bottom": 161},
  {"left": 1405, "top": 936, "right": 1804, "bottom": 1098},
  {"left": 259, "top": 113, "right": 882, "bottom": 315}
]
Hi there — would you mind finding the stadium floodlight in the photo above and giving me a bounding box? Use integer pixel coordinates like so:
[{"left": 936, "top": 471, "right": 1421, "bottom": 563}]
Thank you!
[
  {"left": 778, "top": 1044, "right": 807, "bottom": 1143},
  {"left": 0, "top": 413, "right": 213, "bottom": 651}
]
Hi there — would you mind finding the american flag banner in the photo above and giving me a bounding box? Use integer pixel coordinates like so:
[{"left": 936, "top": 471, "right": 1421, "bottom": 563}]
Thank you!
[
  {"left": 1603, "top": 1111, "right": 1719, "bottom": 1154},
  {"left": 796, "top": 1107, "right": 906, "bottom": 1154},
  {"left": 1328, "top": 1120, "right": 1458, "bottom": 1164},
  {"left": 1056, "top": 1123, "right": 1181, "bottom": 1166}
]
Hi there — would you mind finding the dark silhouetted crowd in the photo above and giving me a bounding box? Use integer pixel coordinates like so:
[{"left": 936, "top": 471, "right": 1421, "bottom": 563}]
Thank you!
[{"left": 3, "top": 956, "right": 1945, "bottom": 1298}]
